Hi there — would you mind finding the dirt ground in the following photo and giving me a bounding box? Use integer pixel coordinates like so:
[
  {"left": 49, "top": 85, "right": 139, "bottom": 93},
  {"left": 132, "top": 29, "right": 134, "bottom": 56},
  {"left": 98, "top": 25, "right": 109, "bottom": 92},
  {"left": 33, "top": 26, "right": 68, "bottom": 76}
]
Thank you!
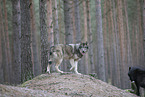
[{"left": 0, "top": 73, "right": 138, "bottom": 97}]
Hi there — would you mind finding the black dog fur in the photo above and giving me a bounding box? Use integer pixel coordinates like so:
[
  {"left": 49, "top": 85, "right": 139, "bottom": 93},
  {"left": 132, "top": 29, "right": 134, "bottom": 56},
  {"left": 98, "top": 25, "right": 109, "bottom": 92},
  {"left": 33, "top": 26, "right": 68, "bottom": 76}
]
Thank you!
[{"left": 128, "top": 67, "right": 145, "bottom": 96}]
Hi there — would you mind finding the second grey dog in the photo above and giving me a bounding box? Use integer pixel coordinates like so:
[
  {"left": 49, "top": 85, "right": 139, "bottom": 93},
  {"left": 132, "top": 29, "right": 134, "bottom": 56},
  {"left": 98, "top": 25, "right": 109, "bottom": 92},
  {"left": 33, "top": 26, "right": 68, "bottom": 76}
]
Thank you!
[{"left": 47, "top": 42, "right": 88, "bottom": 75}]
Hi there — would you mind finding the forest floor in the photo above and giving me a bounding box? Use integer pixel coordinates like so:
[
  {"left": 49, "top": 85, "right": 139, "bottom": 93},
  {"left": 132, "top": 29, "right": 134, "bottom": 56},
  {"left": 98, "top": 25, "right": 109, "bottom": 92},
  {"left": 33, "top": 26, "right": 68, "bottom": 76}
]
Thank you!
[{"left": 0, "top": 73, "right": 138, "bottom": 97}]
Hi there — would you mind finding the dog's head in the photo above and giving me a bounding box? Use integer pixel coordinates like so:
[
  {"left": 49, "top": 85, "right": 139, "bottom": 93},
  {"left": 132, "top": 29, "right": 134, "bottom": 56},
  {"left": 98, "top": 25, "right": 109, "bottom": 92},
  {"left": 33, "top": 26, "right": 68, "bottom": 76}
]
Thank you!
[
  {"left": 128, "top": 67, "right": 136, "bottom": 82},
  {"left": 128, "top": 67, "right": 142, "bottom": 82},
  {"left": 79, "top": 42, "right": 88, "bottom": 55}
]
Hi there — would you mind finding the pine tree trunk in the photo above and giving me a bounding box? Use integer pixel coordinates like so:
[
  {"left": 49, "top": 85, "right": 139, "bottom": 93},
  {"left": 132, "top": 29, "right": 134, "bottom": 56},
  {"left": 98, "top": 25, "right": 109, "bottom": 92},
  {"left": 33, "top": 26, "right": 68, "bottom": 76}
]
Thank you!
[
  {"left": 20, "top": 0, "right": 33, "bottom": 82},
  {"left": 107, "top": 0, "right": 113, "bottom": 84},
  {"left": 0, "top": 1, "right": 10, "bottom": 83},
  {"left": 107, "top": 0, "right": 117, "bottom": 86},
  {"left": 58, "top": 0, "right": 64, "bottom": 44},
  {"left": 63, "top": 0, "right": 73, "bottom": 72},
  {"left": 0, "top": 33, "right": 3, "bottom": 83},
  {"left": 52, "top": 0, "right": 59, "bottom": 45},
  {"left": 64, "top": 0, "right": 73, "bottom": 44},
  {"left": 123, "top": 0, "right": 132, "bottom": 88},
  {"left": 0, "top": 2, "right": 4, "bottom": 83},
  {"left": 3, "top": 0, "right": 12, "bottom": 83},
  {"left": 96, "top": 0, "right": 106, "bottom": 82},
  {"left": 83, "top": 1, "right": 89, "bottom": 74},
  {"left": 137, "top": 0, "right": 144, "bottom": 66},
  {"left": 72, "top": 1, "right": 76, "bottom": 43},
  {"left": 73, "top": 0, "right": 84, "bottom": 74},
  {"left": 12, "top": 0, "right": 21, "bottom": 84},
  {"left": 40, "top": 0, "right": 48, "bottom": 73},
  {"left": 103, "top": 0, "right": 108, "bottom": 82},
  {"left": 47, "top": 0, "right": 54, "bottom": 46},
  {"left": 30, "top": 0, "right": 41, "bottom": 76},
  {"left": 86, "top": 0, "right": 95, "bottom": 74},
  {"left": 117, "top": 0, "right": 126, "bottom": 89},
  {"left": 74, "top": 0, "right": 81, "bottom": 43},
  {"left": 112, "top": 0, "right": 121, "bottom": 88},
  {"left": 143, "top": 0, "right": 145, "bottom": 56}
]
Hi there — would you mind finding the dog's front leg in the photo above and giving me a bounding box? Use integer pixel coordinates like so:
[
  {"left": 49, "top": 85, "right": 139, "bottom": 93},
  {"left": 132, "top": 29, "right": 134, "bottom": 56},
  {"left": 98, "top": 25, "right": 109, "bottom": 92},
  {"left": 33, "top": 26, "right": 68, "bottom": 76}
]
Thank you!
[
  {"left": 74, "top": 61, "right": 81, "bottom": 75},
  {"left": 47, "top": 64, "right": 50, "bottom": 74},
  {"left": 70, "top": 59, "right": 75, "bottom": 71}
]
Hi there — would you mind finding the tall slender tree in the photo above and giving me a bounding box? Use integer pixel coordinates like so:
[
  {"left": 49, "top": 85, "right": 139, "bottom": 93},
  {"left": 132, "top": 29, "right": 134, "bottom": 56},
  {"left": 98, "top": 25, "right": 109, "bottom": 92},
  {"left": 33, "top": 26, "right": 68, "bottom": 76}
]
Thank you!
[
  {"left": 112, "top": 0, "right": 121, "bottom": 88},
  {"left": 0, "top": 1, "right": 4, "bottom": 83},
  {"left": 96, "top": 0, "right": 106, "bottom": 82},
  {"left": 40, "top": 0, "right": 48, "bottom": 73},
  {"left": 52, "top": 0, "right": 59, "bottom": 45},
  {"left": 73, "top": 0, "right": 84, "bottom": 74},
  {"left": 0, "top": 0, "right": 10, "bottom": 83},
  {"left": 63, "top": 0, "right": 73, "bottom": 44},
  {"left": 47, "top": 0, "right": 54, "bottom": 46},
  {"left": 30, "top": 0, "right": 41, "bottom": 76},
  {"left": 12, "top": 0, "right": 21, "bottom": 84},
  {"left": 20, "top": 0, "right": 33, "bottom": 82},
  {"left": 3, "top": 0, "right": 12, "bottom": 83},
  {"left": 74, "top": 0, "right": 81, "bottom": 43},
  {"left": 143, "top": 0, "right": 145, "bottom": 54},
  {"left": 63, "top": 0, "right": 73, "bottom": 72},
  {"left": 82, "top": 1, "right": 89, "bottom": 74},
  {"left": 137, "top": 0, "right": 144, "bottom": 66},
  {"left": 86, "top": 0, "right": 95, "bottom": 74},
  {"left": 117, "top": 0, "right": 126, "bottom": 89},
  {"left": 123, "top": 0, "right": 132, "bottom": 88},
  {"left": 103, "top": 0, "right": 108, "bottom": 81}
]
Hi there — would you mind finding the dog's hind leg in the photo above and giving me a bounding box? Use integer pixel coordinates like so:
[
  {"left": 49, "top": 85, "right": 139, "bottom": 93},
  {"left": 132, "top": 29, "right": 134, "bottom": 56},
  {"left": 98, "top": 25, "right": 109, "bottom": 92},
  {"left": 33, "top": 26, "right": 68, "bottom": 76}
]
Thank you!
[{"left": 55, "top": 59, "right": 63, "bottom": 73}]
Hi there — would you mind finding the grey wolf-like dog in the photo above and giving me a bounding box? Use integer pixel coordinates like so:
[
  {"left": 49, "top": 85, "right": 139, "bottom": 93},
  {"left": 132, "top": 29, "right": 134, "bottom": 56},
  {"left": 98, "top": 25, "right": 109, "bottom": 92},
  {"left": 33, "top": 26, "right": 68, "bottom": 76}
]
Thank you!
[{"left": 47, "top": 42, "right": 88, "bottom": 75}]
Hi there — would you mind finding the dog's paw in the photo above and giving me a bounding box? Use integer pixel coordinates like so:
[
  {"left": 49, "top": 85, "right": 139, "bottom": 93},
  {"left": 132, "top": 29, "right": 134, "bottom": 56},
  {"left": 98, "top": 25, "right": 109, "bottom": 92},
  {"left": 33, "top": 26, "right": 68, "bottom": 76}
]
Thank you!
[
  {"left": 58, "top": 71, "right": 64, "bottom": 74},
  {"left": 46, "top": 70, "right": 50, "bottom": 74},
  {"left": 76, "top": 72, "right": 82, "bottom": 75}
]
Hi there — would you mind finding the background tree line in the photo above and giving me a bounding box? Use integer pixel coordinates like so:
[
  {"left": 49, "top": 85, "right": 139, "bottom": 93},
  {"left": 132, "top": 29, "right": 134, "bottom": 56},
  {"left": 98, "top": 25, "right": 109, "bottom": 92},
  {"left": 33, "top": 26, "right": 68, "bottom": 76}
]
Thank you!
[{"left": 0, "top": 0, "right": 145, "bottom": 90}]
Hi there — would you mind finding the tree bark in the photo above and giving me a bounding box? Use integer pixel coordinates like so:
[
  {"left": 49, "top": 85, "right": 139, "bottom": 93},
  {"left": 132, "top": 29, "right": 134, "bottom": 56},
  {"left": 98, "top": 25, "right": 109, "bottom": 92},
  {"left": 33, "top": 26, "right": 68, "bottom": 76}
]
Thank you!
[
  {"left": 112, "top": 0, "right": 121, "bottom": 88},
  {"left": 117, "top": 0, "right": 126, "bottom": 89},
  {"left": 0, "top": 0, "right": 10, "bottom": 83},
  {"left": 47, "top": 0, "right": 54, "bottom": 46},
  {"left": 30, "top": 0, "right": 41, "bottom": 77},
  {"left": 12, "top": 0, "right": 21, "bottom": 84},
  {"left": 123, "top": 0, "right": 132, "bottom": 88},
  {"left": 96, "top": 0, "right": 106, "bottom": 82},
  {"left": 74, "top": 0, "right": 81, "bottom": 43},
  {"left": 0, "top": 1, "right": 4, "bottom": 83},
  {"left": 63, "top": 0, "right": 73, "bottom": 72},
  {"left": 86, "top": 0, "right": 95, "bottom": 74},
  {"left": 3, "top": 0, "right": 12, "bottom": 83},
  {"left": 64, "top": 0, "right": 73, "bottom": 44},
  {"left": 40, "top": 0, "right": 48, "bottom": 73},
  {"left": 52, "top": 0, "right": 59, "bottom": 45},
  {"left": 143, "top": 0, "right": 145, "bottom": 58},
  {"left": 20, "top": 0, "right": 33, "bottom": 82}
]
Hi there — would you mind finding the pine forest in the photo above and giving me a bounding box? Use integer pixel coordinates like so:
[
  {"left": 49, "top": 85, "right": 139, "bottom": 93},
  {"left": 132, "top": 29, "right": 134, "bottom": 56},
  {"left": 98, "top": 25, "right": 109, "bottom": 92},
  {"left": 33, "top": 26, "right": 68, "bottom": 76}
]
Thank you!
[{"left": 0, "top": 0, "right": 145, "bottom": 90}]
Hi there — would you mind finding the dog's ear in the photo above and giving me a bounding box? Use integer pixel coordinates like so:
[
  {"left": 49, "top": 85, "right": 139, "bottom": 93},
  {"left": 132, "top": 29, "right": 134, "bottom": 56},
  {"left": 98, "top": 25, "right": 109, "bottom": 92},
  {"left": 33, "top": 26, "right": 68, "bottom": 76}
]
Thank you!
[
  {"left": 129, "top": 67, "right": 131, "bottom": 71},
  {"left": 86, "top": 41, "right": 88, "bottom": 45}
]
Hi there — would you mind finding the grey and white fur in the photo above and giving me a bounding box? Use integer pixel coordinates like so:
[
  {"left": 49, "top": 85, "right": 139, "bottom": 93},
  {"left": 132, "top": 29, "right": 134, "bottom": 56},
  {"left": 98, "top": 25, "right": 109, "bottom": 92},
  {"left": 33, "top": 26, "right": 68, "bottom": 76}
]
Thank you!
[{"left": 47, "top": 42, "right": 88, "bottom": 75}]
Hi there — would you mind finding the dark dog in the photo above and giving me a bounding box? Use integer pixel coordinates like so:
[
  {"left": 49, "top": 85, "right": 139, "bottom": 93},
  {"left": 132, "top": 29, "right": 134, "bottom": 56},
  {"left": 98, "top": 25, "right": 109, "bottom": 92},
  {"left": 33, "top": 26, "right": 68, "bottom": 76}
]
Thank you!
[{"left": 128, "top": 67, "right": 145, "bottom": 96}]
